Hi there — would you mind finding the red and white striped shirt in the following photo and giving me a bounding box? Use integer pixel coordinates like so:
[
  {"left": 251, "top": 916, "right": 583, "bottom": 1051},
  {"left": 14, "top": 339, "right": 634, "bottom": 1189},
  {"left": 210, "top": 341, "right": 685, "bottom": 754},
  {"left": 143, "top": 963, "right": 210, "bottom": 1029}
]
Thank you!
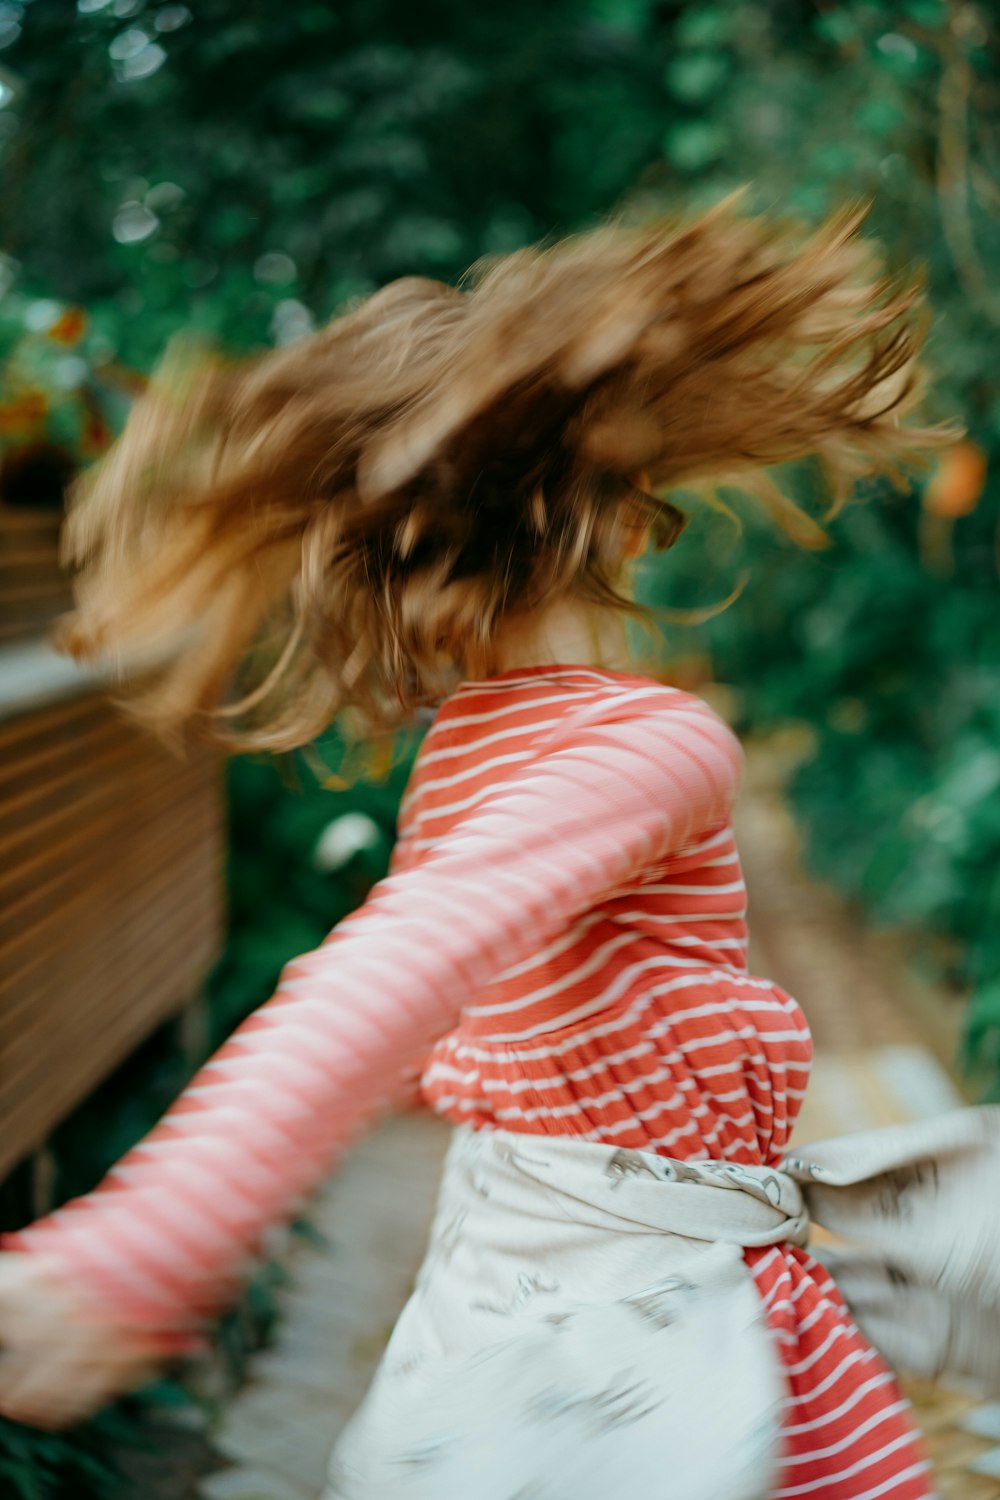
[{"left": 14, "top": 664, "right": 930, "bottom": 1497}]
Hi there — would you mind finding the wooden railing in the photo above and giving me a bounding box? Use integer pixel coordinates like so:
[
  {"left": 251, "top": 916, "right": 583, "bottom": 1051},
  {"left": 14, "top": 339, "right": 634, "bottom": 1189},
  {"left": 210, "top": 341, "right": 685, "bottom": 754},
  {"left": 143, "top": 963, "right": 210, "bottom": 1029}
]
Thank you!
[
  {"left": 0, "top": 503, "right": 225, "bottom": 1181},
  {"left": 0, "top": 508, "right": 72, "bottom": 647}
]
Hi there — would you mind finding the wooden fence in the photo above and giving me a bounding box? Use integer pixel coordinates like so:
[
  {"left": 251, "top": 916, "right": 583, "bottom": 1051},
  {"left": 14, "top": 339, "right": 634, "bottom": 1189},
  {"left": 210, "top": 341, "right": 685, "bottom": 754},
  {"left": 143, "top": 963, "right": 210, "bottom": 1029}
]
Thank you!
[
  {"left": 0, "top": 499, "right": 225, "bottom": 1181},
  {"left": 0, "top": 507, "right": 72, "bottom": 648}
]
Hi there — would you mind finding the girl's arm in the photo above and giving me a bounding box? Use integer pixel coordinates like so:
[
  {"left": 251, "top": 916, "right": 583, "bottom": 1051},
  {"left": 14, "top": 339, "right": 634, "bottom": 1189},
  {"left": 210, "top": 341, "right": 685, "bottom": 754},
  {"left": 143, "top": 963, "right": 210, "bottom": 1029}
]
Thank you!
[{"left": 4, "top": 691, "right": 741, "bottom": 1351}]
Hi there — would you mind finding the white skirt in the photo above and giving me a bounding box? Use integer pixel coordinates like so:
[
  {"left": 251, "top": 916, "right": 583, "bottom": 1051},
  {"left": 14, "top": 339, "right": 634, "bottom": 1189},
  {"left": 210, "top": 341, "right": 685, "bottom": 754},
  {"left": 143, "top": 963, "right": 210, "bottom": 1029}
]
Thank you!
[{"left": 323, "top": 1126, "right": 786, "bottom": 1500}]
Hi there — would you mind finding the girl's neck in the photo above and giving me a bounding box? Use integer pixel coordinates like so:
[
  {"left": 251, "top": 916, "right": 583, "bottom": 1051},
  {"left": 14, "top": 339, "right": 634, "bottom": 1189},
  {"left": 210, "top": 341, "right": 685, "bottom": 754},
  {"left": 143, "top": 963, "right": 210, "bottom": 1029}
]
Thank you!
[{"left": 489, "top": 596, "right": 633, "bottom": 677}]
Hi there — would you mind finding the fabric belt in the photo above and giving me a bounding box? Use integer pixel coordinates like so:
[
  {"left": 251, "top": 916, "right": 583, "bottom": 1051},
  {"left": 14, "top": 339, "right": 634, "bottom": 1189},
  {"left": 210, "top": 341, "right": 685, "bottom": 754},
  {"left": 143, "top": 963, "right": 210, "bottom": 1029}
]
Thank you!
[
  {"left": 483, "top": 1104, "right": 1000, "bottom": 1391},
  {"left": 323, "top": 1112, "right": 1000, "bottom": 1499}
]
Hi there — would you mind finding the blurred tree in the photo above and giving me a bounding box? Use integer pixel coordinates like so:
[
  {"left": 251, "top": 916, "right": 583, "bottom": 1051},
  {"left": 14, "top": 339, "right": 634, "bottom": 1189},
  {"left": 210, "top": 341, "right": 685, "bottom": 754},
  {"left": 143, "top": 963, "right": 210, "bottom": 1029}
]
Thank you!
[
  {"left": 633, "top": 0, "right": 1000, "bottom": 1088},
  {"left": 0, "top": 0, "right": 676, "bottom": 365},
  {"left": 1, "top": 0, "right": 998, "bottom": 1080}
]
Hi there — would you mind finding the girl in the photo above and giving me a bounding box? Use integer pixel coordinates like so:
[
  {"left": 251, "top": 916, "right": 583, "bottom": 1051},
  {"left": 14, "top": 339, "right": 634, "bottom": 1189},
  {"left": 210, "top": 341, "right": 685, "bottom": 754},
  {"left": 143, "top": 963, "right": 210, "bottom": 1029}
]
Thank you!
[{"left": 0, "top": 200, "right": 993, "bottom": 1499}]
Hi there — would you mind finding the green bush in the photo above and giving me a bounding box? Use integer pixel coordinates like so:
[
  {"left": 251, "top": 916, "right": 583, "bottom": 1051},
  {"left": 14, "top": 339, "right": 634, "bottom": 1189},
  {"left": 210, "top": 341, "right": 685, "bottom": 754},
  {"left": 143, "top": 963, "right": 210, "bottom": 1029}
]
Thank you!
[{"left": 629, "top": 0, "right": 999, "bottom": 1085}]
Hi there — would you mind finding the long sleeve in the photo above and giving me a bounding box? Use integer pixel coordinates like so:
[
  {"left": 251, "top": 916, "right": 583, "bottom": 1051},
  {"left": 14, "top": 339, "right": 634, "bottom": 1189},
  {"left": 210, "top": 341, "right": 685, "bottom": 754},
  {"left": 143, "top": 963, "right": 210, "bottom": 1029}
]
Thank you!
[{"left": 7, "top": 692, "right": 742, "bottom": 1335}]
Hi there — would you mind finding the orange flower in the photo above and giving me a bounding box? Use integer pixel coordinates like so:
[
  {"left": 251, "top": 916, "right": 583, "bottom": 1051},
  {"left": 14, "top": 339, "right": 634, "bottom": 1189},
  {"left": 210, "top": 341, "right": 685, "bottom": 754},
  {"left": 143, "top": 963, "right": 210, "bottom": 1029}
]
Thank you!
[
  {"left": 922, "top": 441, "right": 988, "bottom": 519},
  {"left": 47, "top": 308, "right": 88, "bottom": 346},
  {"left": 0, "top": 390, "right": 49, "bottom": 432},
  {"left": 80, "top": 407, "right": 112, "bottom": 458}
]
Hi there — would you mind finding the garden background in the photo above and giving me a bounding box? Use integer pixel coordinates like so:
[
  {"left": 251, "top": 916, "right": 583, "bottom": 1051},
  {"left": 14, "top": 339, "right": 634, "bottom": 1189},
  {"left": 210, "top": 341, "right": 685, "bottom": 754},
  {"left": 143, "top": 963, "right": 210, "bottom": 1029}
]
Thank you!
[{"left": 0, "top": 0, "right": 998, "bottom": 1494}]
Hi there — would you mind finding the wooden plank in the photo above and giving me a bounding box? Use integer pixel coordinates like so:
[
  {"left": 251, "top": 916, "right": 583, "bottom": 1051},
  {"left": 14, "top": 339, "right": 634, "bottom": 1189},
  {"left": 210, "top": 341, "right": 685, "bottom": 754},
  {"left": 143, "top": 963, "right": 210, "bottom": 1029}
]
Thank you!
[
  {"left": 0, "top": 580, "right": 72, "bottom": 604},
  {"left": 0, "top": 616, "right": 67, "bottom": 647},
  {"left": 0, "top": 736, "right": 142, "bottom": 851},
  {"left": 0, "top": 563, "right": 69, "bottom": 590},
  {"left": 1, "top": 905, "right": 221, "bottom": 1092},
  {"left": 0, "top": 752, "right": 212, "bottom": 909},
  {"left": 1, "top": 863, "right": 222, "bottom": 1067},
  {"left": 0, "top": 783, "right": 219, "bottom": 957},
  {"left": 0, "top": 680, "right": 225, "bottom": 1175},
  {"left": 0, "top": 897, "right": 222, "bottom": 1167},
  {"left": 0, "top": 511, "right": 62, "bottom": 534},
  {"left": 0, "top": 545, "right": 62, "bottom": 565},
  {"left": 0, "top": 795, "right": 222, "bottom": 979},
  {"left": 2, "top": 882, "right": 222, "bottom": 1061},
  {"left": 0, "top": 691, "right": 103, "bottom": 753},
  {"left": 0, "top": 824, "right": 222, "bottom": 1045},
  {"left": 0, "top": 782, "right": 220, "bottom": 988},
  {"left": 0, "top": 736, "right": 206, "bottom": 862},
  {"left": 0, "top": 509, "right": 67, "bottom": 644},
  {"left": 0, "top": 731, "right": 127, "bottom": 806},
  {"left": 0, "top": 915, "right": 221, "bottom": 1176},
  {"left": 1, "top": 919, "right": 220, "bottom": 1118}
]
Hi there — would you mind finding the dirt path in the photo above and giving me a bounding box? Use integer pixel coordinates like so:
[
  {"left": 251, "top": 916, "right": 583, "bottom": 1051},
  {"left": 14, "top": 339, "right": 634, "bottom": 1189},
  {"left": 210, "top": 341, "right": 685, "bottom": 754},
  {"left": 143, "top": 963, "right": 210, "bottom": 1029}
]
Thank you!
[{"left": 735, "top": 740, "right": 972, "bottom": 1141}]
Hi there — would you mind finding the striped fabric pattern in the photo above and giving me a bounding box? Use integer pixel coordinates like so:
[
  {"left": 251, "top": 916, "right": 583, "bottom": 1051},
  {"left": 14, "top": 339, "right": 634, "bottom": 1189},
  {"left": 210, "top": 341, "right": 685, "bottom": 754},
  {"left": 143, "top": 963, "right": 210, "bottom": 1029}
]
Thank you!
[
  {"left": 13, "top": 665, "right": 930, "bottom": 1497},
  {"left": 405, "top": 668, "right": 932, "bottom": 1500}
]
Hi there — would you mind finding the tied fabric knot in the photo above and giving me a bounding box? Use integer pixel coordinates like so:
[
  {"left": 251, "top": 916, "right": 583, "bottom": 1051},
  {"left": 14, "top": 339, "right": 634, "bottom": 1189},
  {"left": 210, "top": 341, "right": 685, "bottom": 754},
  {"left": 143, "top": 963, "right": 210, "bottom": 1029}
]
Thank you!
[
  {"left": 783, "top": 1104, "right": 1000, "bottom": 1390},
  {"left": 488, "top": 1103, "right": 1000, "bottom": 1392},
  {"left": 601, "top": 1151, "right": 811, "bottom": 1248}
]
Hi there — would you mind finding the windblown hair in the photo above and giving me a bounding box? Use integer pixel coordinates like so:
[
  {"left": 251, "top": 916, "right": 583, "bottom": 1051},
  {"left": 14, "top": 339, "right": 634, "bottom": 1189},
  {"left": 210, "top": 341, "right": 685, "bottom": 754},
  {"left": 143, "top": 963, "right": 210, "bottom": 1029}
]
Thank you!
[{"left": 60, "top": 195, "right": 951, "bottom": 750}]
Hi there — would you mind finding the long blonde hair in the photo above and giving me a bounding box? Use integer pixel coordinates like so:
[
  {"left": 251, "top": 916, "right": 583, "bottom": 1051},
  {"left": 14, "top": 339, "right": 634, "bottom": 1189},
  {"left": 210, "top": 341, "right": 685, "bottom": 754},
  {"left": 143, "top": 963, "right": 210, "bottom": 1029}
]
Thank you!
[{"left": 59, "top": 195, "right": 951, "bottom": 750}]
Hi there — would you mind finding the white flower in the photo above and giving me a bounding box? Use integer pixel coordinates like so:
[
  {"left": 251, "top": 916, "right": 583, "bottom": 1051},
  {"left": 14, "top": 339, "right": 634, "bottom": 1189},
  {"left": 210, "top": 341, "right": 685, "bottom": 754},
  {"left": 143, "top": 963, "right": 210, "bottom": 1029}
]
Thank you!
[{"left": 314, "top": 813, "right": 382, "bottom": 872}]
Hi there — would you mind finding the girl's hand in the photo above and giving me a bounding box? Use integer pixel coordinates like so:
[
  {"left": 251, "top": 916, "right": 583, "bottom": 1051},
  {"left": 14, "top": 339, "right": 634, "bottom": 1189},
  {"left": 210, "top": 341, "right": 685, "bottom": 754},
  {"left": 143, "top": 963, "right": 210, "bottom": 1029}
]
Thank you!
[{"left": 0, "top": 1253, "right": 160, "bottom": 1429}]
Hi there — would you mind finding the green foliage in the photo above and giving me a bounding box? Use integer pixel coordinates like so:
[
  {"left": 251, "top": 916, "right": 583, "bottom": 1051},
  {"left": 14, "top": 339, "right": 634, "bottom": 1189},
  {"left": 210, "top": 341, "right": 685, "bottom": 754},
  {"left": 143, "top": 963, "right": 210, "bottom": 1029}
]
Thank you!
[
  {"left": 0, "top": 0, "right": 680, "bottom": 367},
  {"left": 0, "top": 1410, "right": 133, "bottom": 1500},
  {"left": 629, "top": 0, "right": 1000, "bottom": 1082},
  {"left": 208, "top": 731, "right": 416, "bottom": 1041}
]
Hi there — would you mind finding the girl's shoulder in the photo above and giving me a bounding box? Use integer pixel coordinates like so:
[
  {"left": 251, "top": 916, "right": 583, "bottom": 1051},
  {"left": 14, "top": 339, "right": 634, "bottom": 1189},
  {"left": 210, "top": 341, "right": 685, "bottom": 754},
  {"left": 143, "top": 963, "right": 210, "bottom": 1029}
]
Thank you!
[
  {"left": 433, "top": 663, "right": 719, "bottom": 724},
  {"left": 419, "top": 664, "right": 740, "bottom": 770}
]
